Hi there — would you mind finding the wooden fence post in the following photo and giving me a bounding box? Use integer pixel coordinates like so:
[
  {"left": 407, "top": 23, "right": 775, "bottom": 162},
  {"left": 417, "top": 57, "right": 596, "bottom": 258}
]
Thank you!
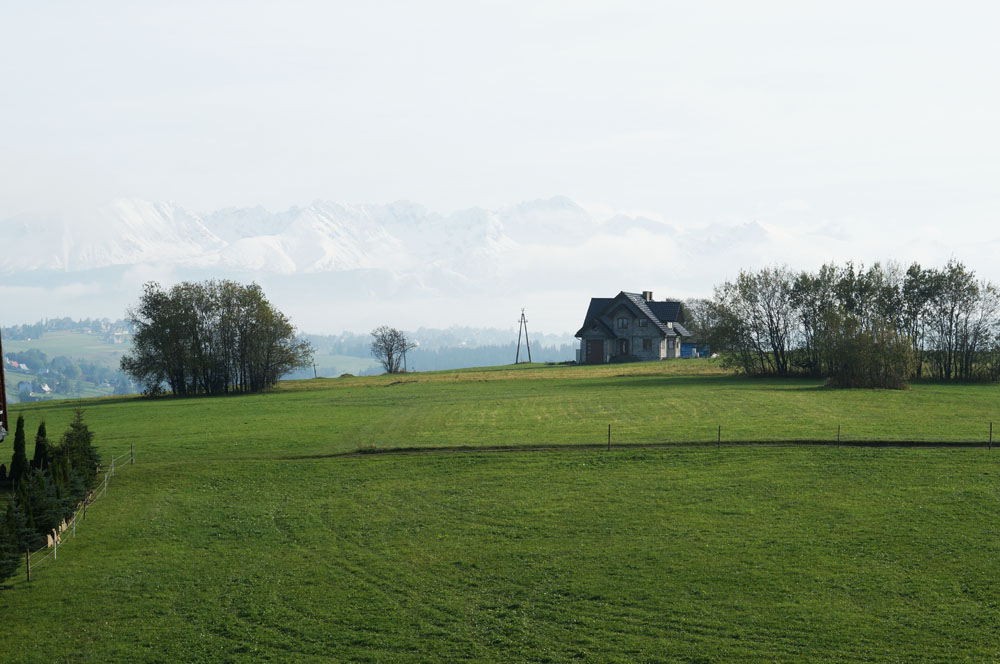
[
  {"left": 607, "top": 424, "right": 611, "bottom": 451},
  {"left": 717, "top": 425, "right": 721, "bottom": 447},
  {"left": 131, "top": 443, "right": 134, "bottom": 464},
  {"left": 25, "top": 550, "right": 30, "bottom": 582}
]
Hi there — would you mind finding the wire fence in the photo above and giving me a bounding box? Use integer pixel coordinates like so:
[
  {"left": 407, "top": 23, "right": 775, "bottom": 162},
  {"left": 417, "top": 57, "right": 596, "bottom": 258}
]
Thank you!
[
  {"left": 14, "top": 445, "right": 135, "bottom": 583},
  {"left": 348, "top": 420, "right": 1000, "bottom": 457},
  {"left": 586, "top": 418, "right": 1000, "bottom": 448},
  {"left": 639, "top": 421, "right": 1000, "bottom": 447}
]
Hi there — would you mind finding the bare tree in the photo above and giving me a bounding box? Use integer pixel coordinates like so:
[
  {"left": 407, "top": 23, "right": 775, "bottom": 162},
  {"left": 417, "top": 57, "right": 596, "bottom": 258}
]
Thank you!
[
  {"left": 713, "top": 266, "right": 795, "bottom": 375},
  {"left": 370, "top": 326, "right": 416, "bottom": 374}
]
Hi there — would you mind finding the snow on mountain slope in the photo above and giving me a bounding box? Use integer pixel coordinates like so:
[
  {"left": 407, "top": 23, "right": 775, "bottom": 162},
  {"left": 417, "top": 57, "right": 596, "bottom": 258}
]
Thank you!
[
  {"left": 0, "top": 199, "right": 225, "bottom": 273},
  {"left": 203, "top": 205, "right": 283, "bottom": 242},
  {"left": 211, "top": 236, "right": 298, "bottom": 273},
  {"left": 494, "top": 195, "right": 597, "bottom": 245},
  {"left": 0, "top": 196, "right": 759, "bottom": 287},
  {"left": 87, "top": 199, "right": 226, "bottom": 266}
]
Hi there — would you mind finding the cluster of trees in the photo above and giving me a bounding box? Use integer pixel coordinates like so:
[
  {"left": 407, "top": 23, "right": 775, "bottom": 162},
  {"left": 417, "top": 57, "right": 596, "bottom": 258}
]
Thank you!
[
  {"left": 0, "top": 411, "right": 100, "bottom": 582},
  {"left": 692, "top": 260, "right": 1000, "bottom": 388},
  {"left": 1, "top": 322, "right": 45, "bottom": 341},
  {"left": 120, "top": 281, "right": 313, "bottom": 395}
]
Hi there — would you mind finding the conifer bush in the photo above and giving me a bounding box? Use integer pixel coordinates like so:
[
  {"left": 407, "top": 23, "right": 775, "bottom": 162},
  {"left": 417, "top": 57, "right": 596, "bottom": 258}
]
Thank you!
[
  {"left": 0, "top": 507, "right": 23, "bottom": 582},
  {"left": 8, "top": 416, "right": 29, "bottom": 486},
  {"left": 30, "top": 422, "right": 49, "bottom": 470},
  {"left": 0, "top": 410, "right": 103, "bottom": 583},
  {"left": 61, "top": 409, "right": 99, "bottom": 490}
]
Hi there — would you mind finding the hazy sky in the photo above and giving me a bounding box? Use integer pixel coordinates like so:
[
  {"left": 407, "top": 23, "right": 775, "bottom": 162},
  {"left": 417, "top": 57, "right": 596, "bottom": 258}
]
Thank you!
[
  {"left": 2, "top": 2, "right": 1000, "bottom": 335},
  {"left": 3, "top": 2, "right": 998, "bottom": 229}
]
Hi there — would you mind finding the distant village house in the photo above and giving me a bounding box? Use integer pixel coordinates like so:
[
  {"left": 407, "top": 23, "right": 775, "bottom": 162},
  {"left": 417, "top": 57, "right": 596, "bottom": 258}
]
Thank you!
[{"left": 575, "top": 291, "right": 693, "bottom": 364}]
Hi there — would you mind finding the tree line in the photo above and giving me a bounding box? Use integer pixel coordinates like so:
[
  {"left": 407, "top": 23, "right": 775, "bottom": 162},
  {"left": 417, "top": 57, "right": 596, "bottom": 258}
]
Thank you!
[
  {"left": 2, "top": 317, "right": 133, "bottom": 342},
  {"left": 120, "top": 281, "right": 313, "bottom": 396},
  {"left": 688, "top": 259, "right": 1000, "bottom": 388},
  {"left": 0, "top": 411, "right": 101, "bottom": 582}
]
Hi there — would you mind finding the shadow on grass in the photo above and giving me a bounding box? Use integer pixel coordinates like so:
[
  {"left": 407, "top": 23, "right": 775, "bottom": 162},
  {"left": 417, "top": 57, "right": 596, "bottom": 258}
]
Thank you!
[
  {"left": 11, "top": 387, "right": 282, "bottom": 417},
  {"left": 279, "top": 438, "right": 994, "bottom": 461},
  {"left": 557, "top": 373, "right": 827, "bottom": 392},
  {"left": 10, "top": 394, "right": 140, "bottom": 415}
]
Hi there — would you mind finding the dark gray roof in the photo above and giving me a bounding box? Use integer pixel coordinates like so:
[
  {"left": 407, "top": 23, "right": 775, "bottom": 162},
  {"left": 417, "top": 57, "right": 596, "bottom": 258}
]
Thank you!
[
  {"left": 582, "top": 298, "right": 613, "bottom": 324},
  {"left": 575, "top": 291, "right": 691, "bottom": 339},
  {"left": 623, "top": 292, "right": 672, "bottom": 336},
  {"left": 574, "top": 298, "right": 611, "bottom": 337},
  {"left": 646, "top": 300, "right": 684, "bottom": 323}
]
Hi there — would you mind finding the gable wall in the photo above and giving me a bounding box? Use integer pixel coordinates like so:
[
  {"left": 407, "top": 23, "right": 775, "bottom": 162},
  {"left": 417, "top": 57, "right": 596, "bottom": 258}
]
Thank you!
[{"left": 600, "top": 303, "right": 665, "bottom": 361}]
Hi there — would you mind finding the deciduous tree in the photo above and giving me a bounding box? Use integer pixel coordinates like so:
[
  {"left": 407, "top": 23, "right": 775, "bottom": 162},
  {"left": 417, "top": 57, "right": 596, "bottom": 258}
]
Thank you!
[
  {"left": 370, "top": 326, "right": 416, "bottom": 374},
  {"left": 121, "top": 280, "right": 313, "bottom": 395}
]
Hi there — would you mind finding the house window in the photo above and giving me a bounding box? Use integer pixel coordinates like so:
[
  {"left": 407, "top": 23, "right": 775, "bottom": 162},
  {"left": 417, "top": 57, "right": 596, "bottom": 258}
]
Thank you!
[
  {"left": 642, "top": 338, "right": 652, "bottom": 352},
  {"left": 639, "top": 318, "right": 647, "bottom": 327},
  {"left": 617, "top": 317, "right": 629, "bottom": 329}
]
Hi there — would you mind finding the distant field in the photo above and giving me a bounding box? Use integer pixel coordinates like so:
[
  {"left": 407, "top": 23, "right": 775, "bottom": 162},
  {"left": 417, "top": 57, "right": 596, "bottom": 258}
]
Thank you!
[
  {"left": 4, "top": 331, "right": 130, "bottom": 366},
  {"left": 3, "top": 360, "right": 1000, "bottom": 662},
  {"left": 309, "top": 351, "right": 381, "bottom": 377}
]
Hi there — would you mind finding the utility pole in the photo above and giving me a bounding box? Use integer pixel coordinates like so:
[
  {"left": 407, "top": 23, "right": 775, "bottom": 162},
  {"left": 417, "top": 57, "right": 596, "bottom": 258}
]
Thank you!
[
  {"left": 515, "top": 309, "right": 532, "bottom": 364},
  {"left": 515, "top": 312, "right": 523, "bottom": 364},
  {"left": 0, "top": 325, "right": 8, "bottom": 441}
]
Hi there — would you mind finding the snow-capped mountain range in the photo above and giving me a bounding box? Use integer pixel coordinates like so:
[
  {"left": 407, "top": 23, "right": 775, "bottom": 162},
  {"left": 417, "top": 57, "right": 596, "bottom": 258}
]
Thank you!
[
  {"left": 3, "top": 194, "right": 949, "bottom": 333},
  {"left": 1, "top": 196, "right": 672, "bottom": 276}
]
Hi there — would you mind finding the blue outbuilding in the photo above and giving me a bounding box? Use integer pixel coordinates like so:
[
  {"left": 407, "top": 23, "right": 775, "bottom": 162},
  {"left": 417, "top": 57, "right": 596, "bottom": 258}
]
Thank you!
[{"left": 680, "top": 343, "right": 710, "bottom": 358}]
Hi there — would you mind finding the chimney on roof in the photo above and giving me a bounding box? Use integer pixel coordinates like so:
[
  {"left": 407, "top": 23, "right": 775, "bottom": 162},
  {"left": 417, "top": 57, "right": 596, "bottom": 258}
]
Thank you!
[{"left": 643, "top": 290, "right": 653, "bottom": 302}]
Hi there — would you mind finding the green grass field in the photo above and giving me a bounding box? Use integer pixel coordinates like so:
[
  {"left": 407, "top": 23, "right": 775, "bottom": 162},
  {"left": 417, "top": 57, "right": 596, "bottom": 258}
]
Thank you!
[{"left": 3, "top": 360, "right": 1000, "bottom": 662}]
